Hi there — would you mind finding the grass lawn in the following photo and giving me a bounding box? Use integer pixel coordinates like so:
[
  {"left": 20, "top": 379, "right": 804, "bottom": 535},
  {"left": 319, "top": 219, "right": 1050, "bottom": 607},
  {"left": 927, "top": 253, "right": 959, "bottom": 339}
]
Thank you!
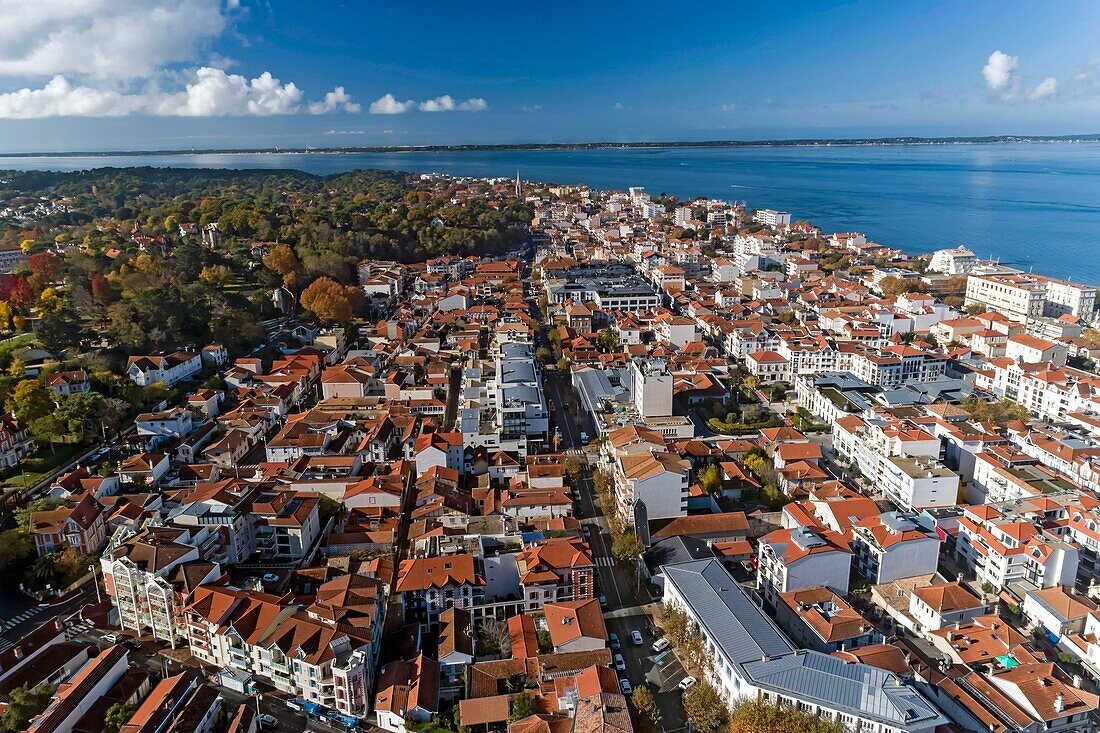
[
  {"left": 0, "top": 332, "right": 38, "bottom": 357},
  {"left": 0, "top": 442, "right": 88, "bottom": 489}
]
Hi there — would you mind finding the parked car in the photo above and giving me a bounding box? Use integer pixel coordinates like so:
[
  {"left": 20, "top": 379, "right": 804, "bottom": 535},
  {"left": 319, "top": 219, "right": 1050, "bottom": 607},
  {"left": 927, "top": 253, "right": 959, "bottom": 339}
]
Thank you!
[
  {"left": 613, "top": 654, "right": 626, "bottom": 671},
  {"left": 652, "top": 637, "right": 671, "bottom": 653},
  {"left": 679, "top": 676, "right": 697, "bottom": 691},
  {"left": 599, "top": 595, "right": 608, "bottom": 608},
  {"left": 619, "top": 679, "right": 632, "bottom": 695},
  {"left": 258, "top": 715, "right": 278, "bottom": 730},
  {"left": 103, "top": 633, "right": 119, "bottom": 644},
  {"left": 609, "top": 632, "right": 620, "bottom": 650},
  {"left": 262, "top": 572, "right": 280, "bottom": 583}
]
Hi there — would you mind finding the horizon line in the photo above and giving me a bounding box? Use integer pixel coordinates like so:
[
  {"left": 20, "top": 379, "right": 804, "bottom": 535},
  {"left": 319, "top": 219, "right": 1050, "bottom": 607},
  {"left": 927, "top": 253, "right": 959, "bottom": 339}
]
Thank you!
[{"left": 3, "top": 132, "right": 1100, "bottom": 159}]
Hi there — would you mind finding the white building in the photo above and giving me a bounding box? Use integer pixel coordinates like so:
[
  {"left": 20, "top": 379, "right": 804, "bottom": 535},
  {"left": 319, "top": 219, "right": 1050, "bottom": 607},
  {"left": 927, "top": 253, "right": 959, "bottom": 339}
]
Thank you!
[
  {"left": 753, "top": 209, "right": 792, "bottom": 228},
  {"left": 662, "top": 559, "right": 946, "bottom": 733},
  {"left": 928, "top": 247, "right": 977, "bottom": 275},
  {"left": 630, "top": 358, "right": 673, "bottom": 418}
]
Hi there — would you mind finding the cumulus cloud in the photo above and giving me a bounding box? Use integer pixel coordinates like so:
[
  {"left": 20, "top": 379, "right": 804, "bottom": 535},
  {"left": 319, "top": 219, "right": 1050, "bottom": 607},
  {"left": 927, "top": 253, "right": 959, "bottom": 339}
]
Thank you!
[
  {"left": 720, "top": 103, "right": 736, "bottom": 111},
  {"left": 368, "top": 93, "right": 486, "bottom": 114},
  {"left": 369, "top": 94, "right": 415, "bottom": 114},
  {"left": 1027, "top": 76, "right": 1058, "bottom": 101},
  {"left": 418, "top": 95, "right": 487, "bottom": 112},
  {"left": 0, "top": 67, "right": 364, "bottom": 118},
  {"left": 0, "top": 0, "right": 359, "bottom": 118},
  {"left": 982, "top": 50, "right": 1018, "bottom": 91},
  {"left": 982, "top": 50, "right": 1059, "bottom": 103},
  {"left": 308, "top": 86, "right": 361, "bottom": 115},
  {"left": 0, "top": 0, "right": 228, "bottom": 80}
]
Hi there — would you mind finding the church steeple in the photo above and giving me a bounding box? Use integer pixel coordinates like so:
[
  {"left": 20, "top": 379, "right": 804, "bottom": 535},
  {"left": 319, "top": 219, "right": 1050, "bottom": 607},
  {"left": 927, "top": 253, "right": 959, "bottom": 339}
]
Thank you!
[{"left": 515, "top": 171, "right": 522, "bottom": 198}]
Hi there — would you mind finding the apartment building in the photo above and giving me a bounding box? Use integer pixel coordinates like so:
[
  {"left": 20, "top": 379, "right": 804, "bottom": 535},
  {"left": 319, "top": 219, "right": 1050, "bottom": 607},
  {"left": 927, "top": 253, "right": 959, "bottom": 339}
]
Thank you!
[
  {"left": 849, "top": 512, "right": 941, "bottom": 584},
  {"left": 614, "top": 450, "right": 690, "bottom": 521},
  {"left": 757, "top": 526, "right": 853, "bottom": 604},
  {"left": 663, "top": 559, "right": 946, "bottom": 733},
  {"left": 101, "top": 527, "right": 222, "bottom": 647},
  {"left": 185, "top": 581, "right": 382, "bottom": 717},
  {"left": 965, "top": 272, "right": 1096, "bottom": 322}
]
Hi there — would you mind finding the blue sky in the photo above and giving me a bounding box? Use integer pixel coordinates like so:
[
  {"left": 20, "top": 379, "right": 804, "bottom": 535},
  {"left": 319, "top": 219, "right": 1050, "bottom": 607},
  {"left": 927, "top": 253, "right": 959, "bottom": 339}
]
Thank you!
[{"left": 1, "top": 0, "right": 1100, "bottom": 152}]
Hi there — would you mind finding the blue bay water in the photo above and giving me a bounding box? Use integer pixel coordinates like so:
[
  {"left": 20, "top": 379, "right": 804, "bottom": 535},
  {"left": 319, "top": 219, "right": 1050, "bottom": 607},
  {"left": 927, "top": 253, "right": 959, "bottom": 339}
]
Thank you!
[{"left": 2, "top": 143, "right": 1100, "bottom": 282}]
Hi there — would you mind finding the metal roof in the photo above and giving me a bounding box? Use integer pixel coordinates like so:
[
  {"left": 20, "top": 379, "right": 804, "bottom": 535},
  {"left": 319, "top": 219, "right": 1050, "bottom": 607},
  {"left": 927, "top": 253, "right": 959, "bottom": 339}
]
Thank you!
[
  {"left": 742, "top": 651, "right": 947, "bottom": 729},
  {"left": 662, "top": 559, "right": 793, "bottom": 665}
]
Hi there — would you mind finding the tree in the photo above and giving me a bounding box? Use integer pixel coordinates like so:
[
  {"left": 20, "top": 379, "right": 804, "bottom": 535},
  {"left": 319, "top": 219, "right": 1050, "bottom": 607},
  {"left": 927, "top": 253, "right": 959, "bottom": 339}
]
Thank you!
[
  {"left": 564, "top": 456, "right": 582, "bottom": 484},
  {"left": 611, "top": 528, "right": 644, "bottom": 565},
  {"left": 683, "top": 682, "right": 729, "bottom": 732},
  {"left": 36, "top": 302, "right": 90, "bottom": 354},
  {"left": 478, "top": 617, "right": 512, "bottom": 657},
  {"left": 961, "top": 395, "right": 1030, "bottom": 425},
  {"left": 597, "top": 328, "right": 618, "bottom": 352},
  {"left": 104, "top": 700, "right": 137, "bottom": 733},
  {"left": 879, "top": 276, "right": 928, "bottom": 297},
  {"left": 54, "top": 392, "right": 108, "bottom": 441},
  {"left": 507, "top": 692, "right": 535, "bottom": 723},
  {"left": 535, "top": 347, "right": 553, "bottom": 365},
  {"left": 658, "top": 604, "right": 688, "bottom": 645},
  {"left": 698, "top": 464, "right": 722, "bottom": 494},
  {"left": 7, "top": 379, "right": 53, "bottom": 423},
  {"left": 198, "top": 265, "right": 233, "bottom": 287},
  {"left": 729, "top": 698, "right": 842, "bottom": 733},
  {"left": 263, "top": 244, "right": 304, "bottom": 288},
  {"left": 2, "top": 683, "right": 54, "bottom": 731},
  {"left": 300, "top": 276, "right": 353, "bottom": 324},
  {"left": 631, "top": 686, "right": 661, "bottom": 733}
]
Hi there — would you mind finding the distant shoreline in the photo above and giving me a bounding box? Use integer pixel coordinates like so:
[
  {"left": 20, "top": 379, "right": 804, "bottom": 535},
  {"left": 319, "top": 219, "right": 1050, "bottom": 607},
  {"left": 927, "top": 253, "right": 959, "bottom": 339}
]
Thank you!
[{"left": 2, "top": 134, "right": 1100, "bottom": 159}]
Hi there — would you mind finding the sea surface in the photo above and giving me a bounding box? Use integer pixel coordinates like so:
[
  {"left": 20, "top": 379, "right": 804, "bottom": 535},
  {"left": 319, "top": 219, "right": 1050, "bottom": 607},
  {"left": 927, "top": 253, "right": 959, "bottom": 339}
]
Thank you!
[{"left": 2, "top": 142, "right": 1100, "bottom": 282}]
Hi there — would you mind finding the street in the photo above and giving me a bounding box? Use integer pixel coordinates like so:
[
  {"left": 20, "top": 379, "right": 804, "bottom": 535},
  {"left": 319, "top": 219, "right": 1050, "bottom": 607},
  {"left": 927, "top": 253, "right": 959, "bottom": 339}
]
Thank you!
[{"left": 544, "top": 367, "right": 688, "bottom": 732}]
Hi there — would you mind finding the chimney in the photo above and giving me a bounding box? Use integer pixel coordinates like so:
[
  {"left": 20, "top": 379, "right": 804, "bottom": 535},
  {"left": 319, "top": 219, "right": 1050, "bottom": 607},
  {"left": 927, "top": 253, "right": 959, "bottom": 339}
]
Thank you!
[
  {"left": 1074, "top": 674, "right": 1083, "bottom": 689},
  {"left": 1054, "top": 693, "right": 1065, "bottom": 714}
]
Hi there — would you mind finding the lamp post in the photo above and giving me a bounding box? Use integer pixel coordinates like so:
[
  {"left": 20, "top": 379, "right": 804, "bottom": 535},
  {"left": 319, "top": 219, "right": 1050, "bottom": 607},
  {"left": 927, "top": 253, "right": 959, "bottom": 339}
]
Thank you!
[{"left": 88, "top": 564, "right": 101, "bottom": 604}]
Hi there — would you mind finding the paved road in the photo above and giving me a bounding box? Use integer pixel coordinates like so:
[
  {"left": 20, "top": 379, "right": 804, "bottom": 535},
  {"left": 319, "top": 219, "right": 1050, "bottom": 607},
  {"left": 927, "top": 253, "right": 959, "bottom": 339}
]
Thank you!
[{"left": 545, "top": 370, "right": 688, "bottom": 732}]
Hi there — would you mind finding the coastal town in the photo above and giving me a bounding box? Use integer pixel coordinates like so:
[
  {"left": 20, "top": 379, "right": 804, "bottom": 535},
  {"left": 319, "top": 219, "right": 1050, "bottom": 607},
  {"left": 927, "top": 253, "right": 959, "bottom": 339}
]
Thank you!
[{"left": 2, "top": 168, "right": 1100, "bottom": 733}]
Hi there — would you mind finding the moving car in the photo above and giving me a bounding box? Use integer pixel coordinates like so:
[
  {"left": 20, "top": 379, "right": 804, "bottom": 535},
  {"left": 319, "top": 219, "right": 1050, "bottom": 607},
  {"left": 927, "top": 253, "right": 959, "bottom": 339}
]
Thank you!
[
  {"left": 579, "top": 431, "right": 590, "bottom": 444},
  {"left": 103, "top": 633, "right": 119, "bottom": 643},
  {"left": 613, "top": 654, "right": 626, "bottom": 671},
  {"left": 262, "top": 572, "right": 280, "bottom": 583},
  {"left": 599, "top": 595, "right": 608, "bottom": 608},
  {"left": 679, "top": 676, "right": 697, "bottom": 691},
  {"left": 258, "top": 714, "right": 278, "bottom": 730},
  {"left": 631, "top": 630, "right": 643, "bottom": 646}
]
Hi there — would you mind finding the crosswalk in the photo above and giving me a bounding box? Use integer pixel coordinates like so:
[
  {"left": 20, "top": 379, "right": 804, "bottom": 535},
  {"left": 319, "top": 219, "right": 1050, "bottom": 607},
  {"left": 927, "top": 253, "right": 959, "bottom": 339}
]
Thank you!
[
  {"left": 3, "top": 607, "right": 41, "bottom": 632},
  {"left": 596, "top": 557, "right": 615, "bottom": 567}
]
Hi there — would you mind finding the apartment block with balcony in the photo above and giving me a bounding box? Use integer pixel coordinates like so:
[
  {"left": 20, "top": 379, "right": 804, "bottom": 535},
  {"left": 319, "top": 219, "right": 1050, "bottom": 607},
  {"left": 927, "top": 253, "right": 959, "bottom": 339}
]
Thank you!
[{"left": 101, "top": 527, "right": 221, "bottom": 648}]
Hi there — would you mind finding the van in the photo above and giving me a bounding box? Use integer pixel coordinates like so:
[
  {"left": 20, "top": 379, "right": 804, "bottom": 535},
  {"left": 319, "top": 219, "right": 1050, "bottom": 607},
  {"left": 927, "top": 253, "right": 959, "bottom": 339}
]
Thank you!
[{"left": 651, "top": 637, "right": 670, "bottom": 653}]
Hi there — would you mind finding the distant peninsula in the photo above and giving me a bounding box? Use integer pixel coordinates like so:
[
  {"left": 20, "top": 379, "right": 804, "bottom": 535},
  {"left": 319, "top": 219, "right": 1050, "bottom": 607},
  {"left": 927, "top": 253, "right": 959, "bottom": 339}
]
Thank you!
[{"left": 4, "top": 133, "right": 1100, "bottom": 158}]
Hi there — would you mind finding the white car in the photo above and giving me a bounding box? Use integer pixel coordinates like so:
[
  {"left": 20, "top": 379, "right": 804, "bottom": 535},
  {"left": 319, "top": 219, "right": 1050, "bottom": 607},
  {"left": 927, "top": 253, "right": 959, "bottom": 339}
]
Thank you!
[
  {"left": 679, "top": 676, "right": 698, "bottom": 691},
  {"left": 262, "top": 572, "right": 280, "bottom": 583},
  {"left": 257, "top": 714, "right": 278, "bottom": 730},
  {"left": 619, "top": 679, "right": 632, "bottom": 695},
  {"left": 631, "top": 630, "right": 643, "bottom": 646},
  {"left": 613, "top": 654, "right": 626, "bottom": 671},
  {"left": 103, "top": 633, "right": 119, "bottom": 643}
]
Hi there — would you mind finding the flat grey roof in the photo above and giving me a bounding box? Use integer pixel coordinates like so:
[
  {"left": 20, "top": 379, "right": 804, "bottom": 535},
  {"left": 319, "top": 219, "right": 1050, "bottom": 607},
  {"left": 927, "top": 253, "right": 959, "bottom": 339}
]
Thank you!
[
  {"left": 662, "top": 559, "right": 794, "bottom": 665},
  {"left": 742, "top": 652, "right": 947, "bottom": 729}
]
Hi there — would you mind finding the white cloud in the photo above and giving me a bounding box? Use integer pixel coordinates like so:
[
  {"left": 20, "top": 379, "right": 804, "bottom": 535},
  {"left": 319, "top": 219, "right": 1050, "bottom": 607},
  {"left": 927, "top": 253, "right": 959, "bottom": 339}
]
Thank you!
[
  {"left": 0, "top": 1, "right": 359, "bottom": 118},
  {"left": 983, "top": 50, "right": 1018, "bottom": 91},
  {"left": 369, "top": 93, "right": 415, "bottom": 114},
  {"left": 419, "top": 95, "right": 455, "bottom": 112},
  {"left": 457, "top": 97, "right": 487, "bottom": 112},
  {"left": 0, "top": 67, "right": 365, "bottom": 118},
  {"left": 308, "top": 86, "right": 361, "bottom": 114},
  {"left": 1028, "top": 76, "right": 1058, "bottom": 101},
  {"left": 0, "top": 76, "right": 141, "bottom": 118},
  {"left": 613, "top": 102, "right": 624, "bottom": 110},
  {"left": 720, "top": 103, "right": 736, "bottom": 111},
  {"left": 0, "top": 0, "right": 228, "bottom": 80}
]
